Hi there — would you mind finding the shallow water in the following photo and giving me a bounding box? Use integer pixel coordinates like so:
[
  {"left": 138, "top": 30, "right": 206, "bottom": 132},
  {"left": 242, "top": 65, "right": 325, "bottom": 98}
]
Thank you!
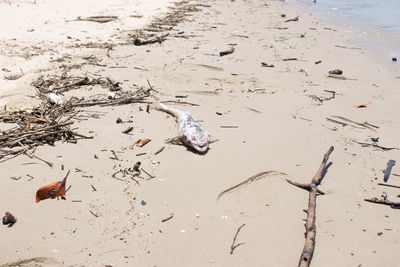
[
  {"left": 290, "top": 0, "right": 400, "bottom": 59},
  {"left": 296, "top": 0, "right": 400, "bottom": 33}
]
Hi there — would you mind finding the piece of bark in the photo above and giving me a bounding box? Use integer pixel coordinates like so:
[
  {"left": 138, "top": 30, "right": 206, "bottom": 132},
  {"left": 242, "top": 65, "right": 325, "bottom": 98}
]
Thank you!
[
  {"left": 384, "top": 160, "right": 396, "bottom": 182},
  {"left": 219, "top": 47, "right": 235, "bottom": 57}
]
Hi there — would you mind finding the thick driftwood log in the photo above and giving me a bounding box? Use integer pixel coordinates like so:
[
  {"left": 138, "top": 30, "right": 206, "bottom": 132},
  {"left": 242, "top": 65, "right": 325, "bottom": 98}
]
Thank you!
[{"left": 286, "top": 146, "right": 334, "bottom": 267}]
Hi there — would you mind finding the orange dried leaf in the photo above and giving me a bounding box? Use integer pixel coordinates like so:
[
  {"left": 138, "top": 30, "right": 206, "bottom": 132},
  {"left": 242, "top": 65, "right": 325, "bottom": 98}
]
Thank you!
[
  {"left": 136, "top": 138, "right": 151, "bottom": 147},
  {"left": 354, "top": 101, "right": 372, "bottom": 108},
  {"left": 36, "top": 171, "right": 69, "bottom": 203}
]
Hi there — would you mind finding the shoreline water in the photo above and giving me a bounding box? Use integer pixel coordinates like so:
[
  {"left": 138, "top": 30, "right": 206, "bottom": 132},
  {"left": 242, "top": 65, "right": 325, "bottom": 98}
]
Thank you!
[{"left": 287, "top": 0, "right": 400, "bottom": 62}]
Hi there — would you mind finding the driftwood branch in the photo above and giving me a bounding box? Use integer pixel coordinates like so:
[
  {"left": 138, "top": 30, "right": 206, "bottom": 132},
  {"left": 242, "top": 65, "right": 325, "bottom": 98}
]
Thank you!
[
  {"left": 364, "top": 197, "right": 400, "bottom": 209},
  {"left": 286, "top": 146, "right": 334, "bottom": 267}
]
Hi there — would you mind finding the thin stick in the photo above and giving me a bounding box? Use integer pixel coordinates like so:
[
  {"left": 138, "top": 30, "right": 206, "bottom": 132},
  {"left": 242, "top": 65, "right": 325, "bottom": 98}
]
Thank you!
[
  {"left": 155, "top": 146, "right": 165, "bottom": 155},
  {"left": 110, "top": 150, "right": 119, "bottom": 160},
  {"left": 89, "top": 210, "right": 99, "bottom": 217},
  {"left": 161, "top": 213, "right": 174, "bottom": 222},
  {"left": 364, "top": 197, "right": 400, "bottom": 208},
  {"left": 220, "top": 125, "right": 239, "bottom": 128},
  {"left": 377, "top": 183, "right": 400, "bottom": 189},
  {"left": 28, "top": 153, "right": 53, "bottom": 167},
  {"left": 230, "top": 224, "right": 246, "bottom": 255},
  {"left": 140, "top": 168, "right": 155, "bottom": 179}
]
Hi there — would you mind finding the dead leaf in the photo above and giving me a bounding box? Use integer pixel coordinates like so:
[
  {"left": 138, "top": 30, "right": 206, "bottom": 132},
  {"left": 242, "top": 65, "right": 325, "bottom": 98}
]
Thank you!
[{"left": 36, "top": 171, "right": 69, "bottom": 203}]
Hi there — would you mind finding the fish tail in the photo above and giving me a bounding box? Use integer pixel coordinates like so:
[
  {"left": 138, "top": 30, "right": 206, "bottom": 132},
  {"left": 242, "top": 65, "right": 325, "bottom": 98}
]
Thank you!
[{"left": 152, "top": 102, "right": 178, "bottom": 118}]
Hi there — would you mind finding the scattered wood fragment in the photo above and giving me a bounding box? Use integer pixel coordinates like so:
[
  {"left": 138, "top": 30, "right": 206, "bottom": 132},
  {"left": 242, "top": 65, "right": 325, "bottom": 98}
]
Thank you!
[
  {"left": 230, "top": 223, "right": 246, "bottom": 255},
  {"left": 217, "top": 171, "right": 287, "bottom": 200},
  {"left": 26, "top": 152, "right": 54, "bottom": 167},
  {"left": 91, "top": 184, "right": 97, "bottom": 191},
  {"left": 285, "top": 16, "right": 299, "bottom": 22},
  {"left": 352, "top": 140, "right": 398, "bottom": 151},
  {"left": 308, "top": 90, "right": 335, "bottom": 103},
  {"left": 161, "top": 213, "right": 174, "bottom": 222},
  {"left": 364, "top": 197, "right": 400, "bottom": 208},
  {"left": 75, "top": 16, "right": 118, "bottom": 23},
  {"left": 155, "top": 146, "right": 165, "bottom": 155},
  {"left": 286, "top": 146, "right": 334, "bottom": 267},
  {"left": 27, "top": 174, "right": 35, "bottom": 181},
  {"left": 110, "top": 150, "right": 119, "bottom": 160},
  {"left": 335, "top": 45, "right": 362, "bottom": 50},
  {"left": 140, "top": 168, "right": 155, "bottom": 179},
  {"left": 282, "top": 58, "right": 297, "bottom": 61},
  {"left": 219, "top": 47, "right": 235, "bottom": 57},
  {"left": 231, "top": 34, "right": 249, "bottom": 38},
  {"left": 378, "top": 183, "right": 400, "bottom": 189},
  {"left": 160, "top": 100, "right": 199, "bottom": 106},
  {"left": 4, "top": 74, "right": 23, "bottom": 80},
  {"left": 327, "top": 115, "right": 378, "bottom": 131},
  {"left": 188, "top": 64, "right": 223, "bottom": 71},
  {"left": 220, "top": 126, "right": 239, "bottom": 128},
  {"left": 327, "top": 74, "right": 357, "bottom": 80},
  {"left": 243, "top": 106, "right": 261, "bottom": 113},
  {"left": 122, "top": 126, "right": 133, "bottom": 134},
  {"left": 136, "top": 152, "right": 146, "bottom": 156},
  {"left": 133, "top": 33, "right": 169, "bottom": 46},
  {"left": 261, "top": 62, "right": 274, "bottom": 68},
  {"left": 89, "top": 210, "right": 99, "bottom": 217},
  {"left": 384, "top": 160, "right": 396, "bottom": 182}
]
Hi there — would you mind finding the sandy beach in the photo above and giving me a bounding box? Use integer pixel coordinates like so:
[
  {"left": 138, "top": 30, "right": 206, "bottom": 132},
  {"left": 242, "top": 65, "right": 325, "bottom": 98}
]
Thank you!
[{"left": 1, "top": 0, "right": 400, "bottom": 266}]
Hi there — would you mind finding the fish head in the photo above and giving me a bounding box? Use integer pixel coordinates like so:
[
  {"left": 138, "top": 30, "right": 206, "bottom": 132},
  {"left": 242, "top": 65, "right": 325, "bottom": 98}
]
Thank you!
[{"left": 183, "top": 132, "right": 209, "bottom": 153}]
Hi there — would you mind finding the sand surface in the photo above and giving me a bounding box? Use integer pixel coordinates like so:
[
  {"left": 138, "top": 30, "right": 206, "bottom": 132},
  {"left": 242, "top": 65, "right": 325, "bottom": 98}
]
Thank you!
[{"left": 1, "top": 0, "right": 400, "bottom": 266}]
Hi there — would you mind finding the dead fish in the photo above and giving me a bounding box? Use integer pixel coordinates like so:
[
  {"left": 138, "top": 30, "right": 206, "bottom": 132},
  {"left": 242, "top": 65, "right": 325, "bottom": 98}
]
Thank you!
[
  {"left": 36, "top": 171, "right": 69, "bottom": 203},
  {"left": 154, "top": 103, "right": 210, "bottom": 152}
]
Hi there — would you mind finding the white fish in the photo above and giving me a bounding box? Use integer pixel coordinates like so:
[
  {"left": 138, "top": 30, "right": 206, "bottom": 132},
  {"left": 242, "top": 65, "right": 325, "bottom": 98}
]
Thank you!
[{"left": 155, "top": 103, "right": 210, "bottom": 153}]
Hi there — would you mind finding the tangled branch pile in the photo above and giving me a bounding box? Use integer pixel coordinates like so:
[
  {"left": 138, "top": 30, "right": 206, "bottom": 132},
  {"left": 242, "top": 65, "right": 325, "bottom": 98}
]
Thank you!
[{"left": 1, "top": 74, "right": 153, "bottom": 162}]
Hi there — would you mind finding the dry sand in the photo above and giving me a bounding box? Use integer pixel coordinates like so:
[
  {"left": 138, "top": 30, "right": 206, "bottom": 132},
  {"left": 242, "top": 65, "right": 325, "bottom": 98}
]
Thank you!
[{"left": 1, "top": 0, "right": 400, "bottom": 266}]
